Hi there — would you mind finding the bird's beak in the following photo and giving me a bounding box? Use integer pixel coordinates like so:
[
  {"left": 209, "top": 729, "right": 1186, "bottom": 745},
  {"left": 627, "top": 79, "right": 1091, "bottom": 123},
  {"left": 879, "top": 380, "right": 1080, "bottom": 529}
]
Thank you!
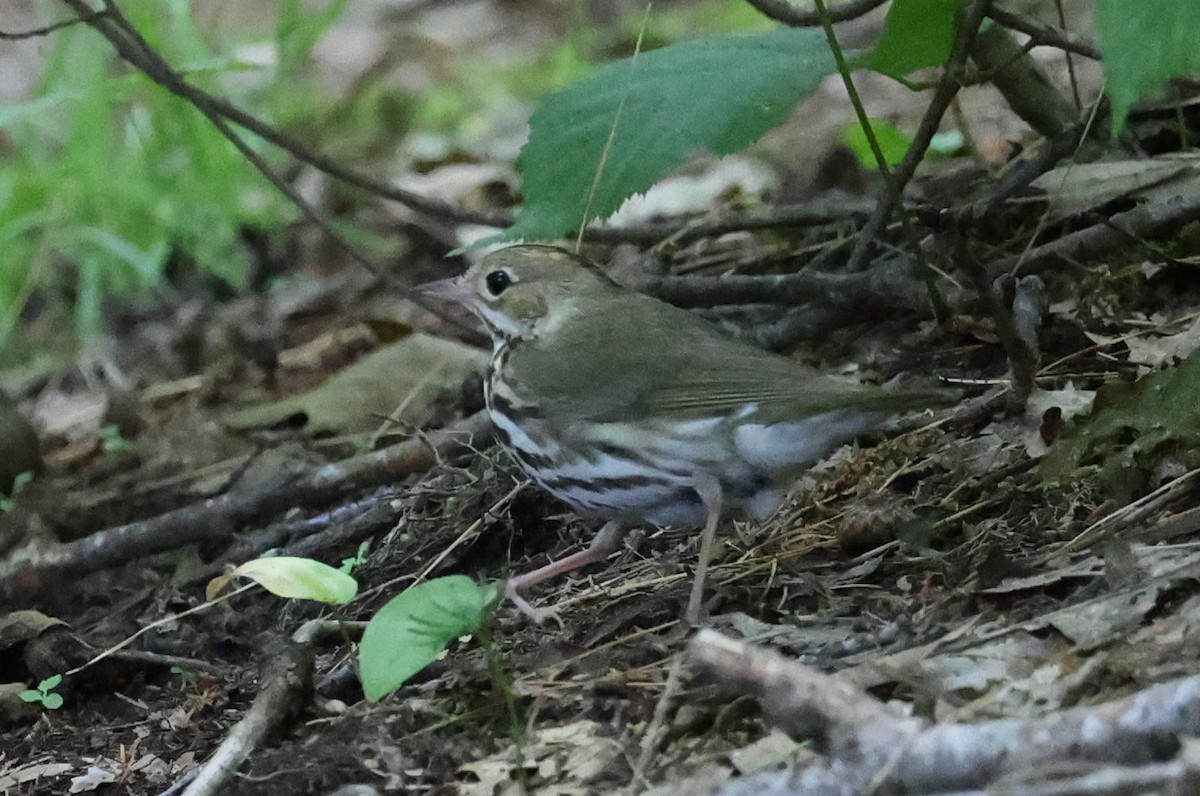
[{"left": 415, "top": 277, "right": 470, "bottom": 305}]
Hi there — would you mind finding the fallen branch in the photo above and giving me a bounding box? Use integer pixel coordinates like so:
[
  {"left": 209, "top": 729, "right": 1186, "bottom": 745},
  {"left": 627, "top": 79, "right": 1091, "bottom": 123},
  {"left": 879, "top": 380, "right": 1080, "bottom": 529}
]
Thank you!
[
  {"left": 689, "top": 630, "right": 1200, "bottom": 795},
  {"left": 175, "top": 619, "right": 364, "bottom": 796},
  {"left": 2, "top": 412, "right": 493, "bottom": 604},
  {"left": 991, "top": 192, "right": 1200, "bottom": 278}
]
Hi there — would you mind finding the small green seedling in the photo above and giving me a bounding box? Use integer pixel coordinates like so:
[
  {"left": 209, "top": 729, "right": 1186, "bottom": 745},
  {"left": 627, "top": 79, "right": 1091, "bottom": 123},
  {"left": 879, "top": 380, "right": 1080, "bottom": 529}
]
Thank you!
[
  {"left": 0, "top": 471, "right": 34, "bottom": 513},
  {"left": 340, "top": 540, "right": 372, "bottom": 574},
  {"left": 20, "top": 674, "right": 64, "bottom": 710},
  {"left": 99, "top": 424, "right": 134, "bottom": 455}
]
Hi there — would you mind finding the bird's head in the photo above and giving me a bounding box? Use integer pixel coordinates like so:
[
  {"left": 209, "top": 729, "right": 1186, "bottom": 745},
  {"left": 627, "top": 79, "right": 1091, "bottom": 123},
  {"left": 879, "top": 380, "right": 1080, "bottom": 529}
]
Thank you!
[{"left": 420, "top": 245, "right": 619, "bottom": 341}]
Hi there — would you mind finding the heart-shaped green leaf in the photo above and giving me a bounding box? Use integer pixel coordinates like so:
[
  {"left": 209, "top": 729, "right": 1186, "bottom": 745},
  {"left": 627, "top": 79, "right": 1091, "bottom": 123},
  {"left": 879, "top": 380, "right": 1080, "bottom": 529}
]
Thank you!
[{"left": 359, "top": 576, "right": 499, "bottom": 701}]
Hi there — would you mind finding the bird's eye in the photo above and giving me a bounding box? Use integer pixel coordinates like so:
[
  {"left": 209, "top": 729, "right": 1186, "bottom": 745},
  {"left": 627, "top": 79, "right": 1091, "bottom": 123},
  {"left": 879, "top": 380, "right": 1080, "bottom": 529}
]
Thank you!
[{"left": 484, "top": 269, "right": 512, "bottom": 297}]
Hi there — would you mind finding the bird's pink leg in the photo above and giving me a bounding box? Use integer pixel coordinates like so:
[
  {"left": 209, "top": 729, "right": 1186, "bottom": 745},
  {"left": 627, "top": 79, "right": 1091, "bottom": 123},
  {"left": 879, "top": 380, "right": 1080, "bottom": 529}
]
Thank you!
[
  {"left": 505, "top": 520, "right": 630, "bottom": 623},
  {"left": 687, "top": 473, "right": 724, "bottom": 626}
]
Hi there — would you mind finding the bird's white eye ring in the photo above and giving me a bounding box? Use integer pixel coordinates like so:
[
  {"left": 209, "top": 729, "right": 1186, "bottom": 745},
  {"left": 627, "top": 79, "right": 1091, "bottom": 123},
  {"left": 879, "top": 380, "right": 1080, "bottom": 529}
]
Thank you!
[{"left": 485, "top": 269, "right": 512, "bottom": 296}]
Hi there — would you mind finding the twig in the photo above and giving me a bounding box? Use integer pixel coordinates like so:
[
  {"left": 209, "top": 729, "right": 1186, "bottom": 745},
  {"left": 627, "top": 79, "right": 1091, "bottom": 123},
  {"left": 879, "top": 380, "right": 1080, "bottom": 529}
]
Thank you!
[
  {"left": 988, "top": 193, "right": 1200, "bottom": 278},
  {"left": 629, "top": 655, "right": 686, "bottom": 792},
  {"left": 584, "top": 198, "right": 875, "bottom": 245},
  {"left": 647, "top": 257, "right": 927, "bottom": 311},
  {"left": 0, "top": 8, "right": 104, "bottom": 39},
  {"left": 845, "top": 0, "right": 994, "bottom": 271},
  {"left": 956, "top": 232, "right": 1044, "bottom": 408},
  {"left": 176, "top": 620, "right": 360, "bottom": 796},
  {"left": 962, "top": 122, "right": 1087, "bottom": 222},
  {"left": 2, "top": 412, "right": 493, "bottom": 603},
  {"left": 969, "top": 22, "right": 1078, "bottom": 138},
  {"left": 1041, "top": 467, "right": 1200, "bottom": 562},
  {"left": 988, "top": 5, "right": 1102, "bottom": 61}
]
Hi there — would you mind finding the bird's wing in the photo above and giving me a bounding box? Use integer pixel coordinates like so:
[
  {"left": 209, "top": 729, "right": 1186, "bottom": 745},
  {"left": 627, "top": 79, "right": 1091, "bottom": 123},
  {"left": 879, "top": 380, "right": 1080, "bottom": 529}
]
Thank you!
[{"left": 510, "top": 295, "right": 940, "bottom": 424}]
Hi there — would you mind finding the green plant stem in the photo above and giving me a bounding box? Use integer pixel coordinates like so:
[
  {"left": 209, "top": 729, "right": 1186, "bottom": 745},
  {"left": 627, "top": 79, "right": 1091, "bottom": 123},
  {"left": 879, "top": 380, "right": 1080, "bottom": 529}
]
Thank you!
[
  {"left": 813, "top": 0, "right": 948, "bottom": 318},
  {"left": 845, "top": 0, "right": 993, "bottom": 274},
  {"left": 812, "top": 0, "right": 893, "bottom": 186},
  {"left": 478, "top": 624, "right": 523, "bottom": 744}
]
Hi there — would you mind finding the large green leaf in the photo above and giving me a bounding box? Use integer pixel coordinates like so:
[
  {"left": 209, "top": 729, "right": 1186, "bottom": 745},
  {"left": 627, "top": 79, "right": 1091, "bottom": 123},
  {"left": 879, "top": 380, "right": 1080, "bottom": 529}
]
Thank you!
[
  {"left": 1096, "top": 0, "right": 1200, "bottom": 132},
  {"left": 857, "top": 0, "right": 967, "bottom": 79},
  {"left": 359, "top": 576, "right": 498, "bottom": 701},
  {"left": 506, "top": 26, "right": 834, "bottom": 241}
]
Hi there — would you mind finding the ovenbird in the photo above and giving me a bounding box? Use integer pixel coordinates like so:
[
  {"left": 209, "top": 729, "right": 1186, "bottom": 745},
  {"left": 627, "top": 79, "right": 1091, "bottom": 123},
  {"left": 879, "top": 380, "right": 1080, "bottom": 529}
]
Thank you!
[{"left": 421, "top": 245, "right": 943, "bottom": 623}]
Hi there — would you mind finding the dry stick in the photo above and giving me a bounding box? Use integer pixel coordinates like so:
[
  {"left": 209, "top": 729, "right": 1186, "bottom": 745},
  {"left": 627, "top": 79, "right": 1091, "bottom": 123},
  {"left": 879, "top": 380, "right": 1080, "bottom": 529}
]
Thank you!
[
  {"left": 962, "top": 121, "right": 1087, "bottom": 222},
  {"left": 691, "top": 630, "right": 1200, "bottom": 795},
  {"left": 646, "top": 256, "right": 927, "bottom": 310},
  {"left": 1, "top": 411, "right": 492, "bottom": 603},
  {"left": 845, "top": 0, "right": 994, "bottom": 273},
  {"left": 0, "top": 8, "right": 104, "bottom": 38},
  {"left": 970, "top": 22, "right": 1078, "bottom": 139},
  {"left": 628, "top": 655, "right": 686, "bottom": 793},
  {"left": 587, "top": 197, "right": 875, "bottom": 245},
  {"left": 987, "top": 5, "right": 1102, "bottom": 61},
  {"left": 955, "top": 233, "right": 1042, "bottom": 408},
  {"left": 1053, "top": 0, "right": 1085, "bottom": 110},
  {"left": 989, "top": 192, "right": 1200, "bottom": 278},
  {"left": 177, "top": 619, "right": 364, "bottom": 796},
  {"left": 937, "top": 761, "right": 1196, "bottom": 796}
]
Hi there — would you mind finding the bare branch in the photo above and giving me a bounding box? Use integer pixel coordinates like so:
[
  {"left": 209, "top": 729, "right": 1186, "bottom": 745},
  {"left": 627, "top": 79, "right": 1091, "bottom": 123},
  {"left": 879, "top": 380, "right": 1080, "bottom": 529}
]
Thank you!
[
  {"left": 846, "top": 0, "right": 994, "bottom": 271},
  {"left": 0, "top": 9, "right": 104, "bottom": 39},
  {"left": 989, "top": 5, "right": 1101, "bottom": 61}
]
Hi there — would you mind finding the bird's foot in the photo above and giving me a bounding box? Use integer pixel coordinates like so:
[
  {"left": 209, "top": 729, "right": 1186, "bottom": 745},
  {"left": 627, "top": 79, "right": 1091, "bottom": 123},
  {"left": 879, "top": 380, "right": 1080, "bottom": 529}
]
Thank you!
[{"left": 504, "top": 579, "right": 563, "bottom": 627}]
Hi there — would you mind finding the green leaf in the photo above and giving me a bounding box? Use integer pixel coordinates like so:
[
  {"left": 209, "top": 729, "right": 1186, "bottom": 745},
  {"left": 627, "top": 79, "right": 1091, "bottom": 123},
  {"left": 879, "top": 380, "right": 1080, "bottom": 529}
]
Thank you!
[
  {"left": 359, "top": 576, "right": 499, "bottom": 701},
  {"left": 841, "top": 118, "right": 911, "bottom": 168},
  {"left": 41, "top": 693, "right": 64, "bottom": 710},
  {"left": 18, "top": 690, "right": 41, "bottom": 703},
  {"left": 1040, "top": 349, "right": 1200, "bottom": 502},
  {"left": 40, "top": 674, "right": 62, "bottom": 690},
  {"left": 221, "top": 557, "right": 359, "bottom": 604},
  {"left": 857, "top": 0, "right": 967, "bottom": 79},
  {"left": 1095, "top": 0, "right": 1200, "bottom": 132},
  {"left": 506, "top": 27, "right": 835, "bottom": 241}
]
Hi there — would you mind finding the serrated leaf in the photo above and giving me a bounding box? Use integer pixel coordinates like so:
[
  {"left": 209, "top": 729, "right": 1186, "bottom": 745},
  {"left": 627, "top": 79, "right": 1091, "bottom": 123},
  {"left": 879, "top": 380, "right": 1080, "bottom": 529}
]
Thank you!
[
  {"left": 857, "top": 0, "right": 967, "bottom": 79},
  {"left": 1039, "top": 348, "right": 1200, "bottom": 501},
  {"left": 506, "top": 27, "right": 834, "bottom": 241},
  {"left": 209, "top": 557, "right": 358, "bottom": 604},
  {"left": 358, "top": 576, "right": 499, "bottom": 701},
  {"left": 1096, "top": 0, "right": 1200, "bottom": 132}
]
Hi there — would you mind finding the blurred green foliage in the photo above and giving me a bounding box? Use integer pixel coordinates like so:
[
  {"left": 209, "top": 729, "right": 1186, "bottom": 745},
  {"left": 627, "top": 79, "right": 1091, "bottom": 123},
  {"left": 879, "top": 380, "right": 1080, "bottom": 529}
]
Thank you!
[
  {"left": 0, "top": 0, "right": 331, "bottom": 355},
  {"left": 0, "top": 0, "right": 766, "bottom": 361}
]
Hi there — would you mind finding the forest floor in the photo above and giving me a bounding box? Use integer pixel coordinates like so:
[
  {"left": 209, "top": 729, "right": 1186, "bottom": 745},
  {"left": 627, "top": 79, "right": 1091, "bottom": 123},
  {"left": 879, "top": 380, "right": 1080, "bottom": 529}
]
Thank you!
[{"left": 6, "top": 2, "right": 1200, "bottom": 795}]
